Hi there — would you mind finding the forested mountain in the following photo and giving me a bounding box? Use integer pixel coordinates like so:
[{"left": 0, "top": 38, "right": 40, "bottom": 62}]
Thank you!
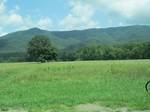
[{"left": 0, "top": 25, "right": 150, "bottom": 53}]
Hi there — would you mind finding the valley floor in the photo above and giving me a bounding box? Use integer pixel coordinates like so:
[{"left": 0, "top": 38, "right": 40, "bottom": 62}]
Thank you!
[{"left": 0, "top": 60, "right": 150, "bottom": 111}]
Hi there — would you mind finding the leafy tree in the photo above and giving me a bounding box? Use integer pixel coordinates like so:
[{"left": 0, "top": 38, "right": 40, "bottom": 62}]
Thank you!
[
  {"left": 27, "top": 35, "right": 57, "bottom": 62},
  {"left": 74, "top": 42, "right": 150, "bottom": 61}
]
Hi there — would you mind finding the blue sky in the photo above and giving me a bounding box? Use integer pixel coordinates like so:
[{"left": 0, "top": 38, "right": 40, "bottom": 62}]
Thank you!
[
  {"left": 7, "top": 0, "right": 69, "bottom": 21},
  {"left": 0, "top": 0, "right": 150, "bottom": 35}
]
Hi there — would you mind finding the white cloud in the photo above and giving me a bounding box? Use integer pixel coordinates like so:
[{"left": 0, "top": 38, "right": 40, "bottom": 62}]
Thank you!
[
  {"left": 0, "top": 0, "right": 5, "bottom": 14},
  {"left": 60, "top": 1, "right": 99, "bottom": 30},
  {"left": 7, "top": 13, "right": 23, "bottom": 26},
  {"left": 77, "top": 0, "right": 150, "bottom": 24},
  {"left": 37, "top": 17, "right": 53, "bottom": 29},
  {"left": 0, "top": 27, "right": 7, "bottom": 36},
  {"left": 16, "top": 16, "right": 53, "bottom": 31},
  {"left": 0, "top": 0, "right": 53, "bottom": 36},
  {"left": 0, "top": 31, "right": 7, "bottom": 36}
]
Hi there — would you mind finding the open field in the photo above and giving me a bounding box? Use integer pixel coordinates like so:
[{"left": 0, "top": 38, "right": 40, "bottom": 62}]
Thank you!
[{"left": 0, "top": 60, "right": 150, "bottom": 112}]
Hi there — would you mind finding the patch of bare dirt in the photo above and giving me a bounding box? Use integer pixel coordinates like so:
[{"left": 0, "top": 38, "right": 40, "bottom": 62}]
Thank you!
[
  {"left": 73, "top": 104, "right": 150, "bottom": 112},
  {"left": 74, "top": 104, "right": 112, "bottom": 112},
  {"left": 1, "top": 105, "right": 150, "bottom": 112}
]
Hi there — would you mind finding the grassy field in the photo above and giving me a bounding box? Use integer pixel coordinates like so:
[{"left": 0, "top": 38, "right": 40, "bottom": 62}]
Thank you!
[{"left": 0, "top": 60, "right": 150, "bottom": 112}]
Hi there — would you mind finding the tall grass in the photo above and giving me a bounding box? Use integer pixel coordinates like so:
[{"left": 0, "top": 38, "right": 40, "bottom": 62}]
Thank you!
[{"left": 0, "top": 60, "right": 150, "bottom": 111}]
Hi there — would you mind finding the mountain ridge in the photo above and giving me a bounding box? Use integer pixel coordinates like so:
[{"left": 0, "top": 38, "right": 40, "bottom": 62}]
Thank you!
[{"left": 0, "top": 25, "right": 150, "bottom": 53}]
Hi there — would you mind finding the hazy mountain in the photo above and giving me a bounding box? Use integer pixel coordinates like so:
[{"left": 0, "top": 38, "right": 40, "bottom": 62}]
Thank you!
[{"left": 0, "top": 25, "right": 150, "bottom": 53}]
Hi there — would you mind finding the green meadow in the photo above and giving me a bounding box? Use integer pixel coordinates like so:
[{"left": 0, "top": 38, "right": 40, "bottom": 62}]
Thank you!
[{"left": 0, "top": 60, "right": 150, "bottom": 111}]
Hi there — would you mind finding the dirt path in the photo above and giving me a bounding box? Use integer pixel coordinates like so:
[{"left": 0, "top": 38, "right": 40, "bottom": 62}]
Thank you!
[
  {"left": 74, "top": 104, "right": 150, "bottom": 112},
  {"left": 1, "top": 104, "right": 150, "bottom": 112}
]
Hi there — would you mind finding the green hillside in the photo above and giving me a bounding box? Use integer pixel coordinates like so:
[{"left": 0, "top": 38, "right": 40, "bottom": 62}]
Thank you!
[{"left": 0, "top": 25, "right": 150, "bottom": 53}]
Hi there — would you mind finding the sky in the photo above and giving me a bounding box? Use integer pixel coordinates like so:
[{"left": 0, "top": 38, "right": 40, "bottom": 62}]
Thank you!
[{"left": 0, "top": 0, "right": 150, "bottom": 35}]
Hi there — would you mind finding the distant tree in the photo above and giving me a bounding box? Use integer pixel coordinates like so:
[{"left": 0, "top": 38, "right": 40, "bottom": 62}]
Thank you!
[
  {"left": 27, "top": 35, "right": 57, "bottom": 62},
  {"left": 74, "top": 42, "right": 150, "bottom": 61}
]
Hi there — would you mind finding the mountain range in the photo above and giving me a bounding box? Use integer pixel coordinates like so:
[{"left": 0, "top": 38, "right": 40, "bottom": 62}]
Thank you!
[{"left": 0, "top": 25, "right": 150, "bottom": 53}]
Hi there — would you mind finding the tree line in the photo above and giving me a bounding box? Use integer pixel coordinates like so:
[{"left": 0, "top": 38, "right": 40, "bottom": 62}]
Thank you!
[
  {"left": 0, "top": 35, "right": 150, "bottom": 62},
  {"left": 59, "top": 42, "right": 150, "bottom": 61},
  {"left": 75, "top": 42, "right": 150, "bottom": 60}
]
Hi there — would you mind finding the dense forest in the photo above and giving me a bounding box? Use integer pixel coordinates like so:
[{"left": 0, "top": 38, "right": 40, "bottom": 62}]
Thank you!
[
  {"left": 0, "top": 41, "right": 150, "bottom": 62},
  {"left": 60, "top": 41, "right": 150, "bottom": 61}
]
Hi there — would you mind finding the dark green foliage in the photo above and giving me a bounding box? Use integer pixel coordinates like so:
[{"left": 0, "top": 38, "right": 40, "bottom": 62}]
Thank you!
[
  {"left": 1, "top": 25, "right": 150, "bottom": 53},
  {"left": 59, "top": 51, "right": 77, "bottom": 61},
  {"left": 0, "top": 52, "right": 26, "bottom": 62},
  {"left": 0, "top": 39, "right": 7, "bottom": 48},
  {"left": 27, "top": 35, "right": 57, "bottom": 62},
  {"left": 0, "top": 41, "right": 149, "bottom": 62},
  {"left": 59, "top": 41, "right": 150, "bottom": 61}
]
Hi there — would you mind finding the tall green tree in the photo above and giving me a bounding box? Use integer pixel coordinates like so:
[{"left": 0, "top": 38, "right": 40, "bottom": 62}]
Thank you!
[{"left": 27, "top": 35, "right": 57, "bottom": 62}]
